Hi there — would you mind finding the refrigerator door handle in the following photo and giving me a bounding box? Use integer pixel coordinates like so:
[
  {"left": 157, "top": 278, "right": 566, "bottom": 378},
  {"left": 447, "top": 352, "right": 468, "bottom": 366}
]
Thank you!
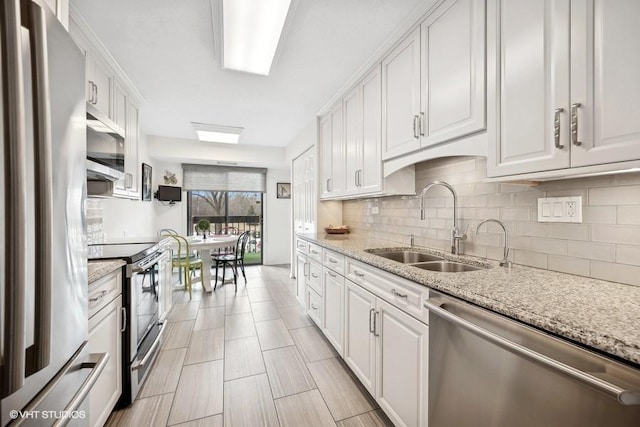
[
  {"left": 1, "top": 0, "right": 28, "bottom": 398},
  {"left": 26, "top": 0, "right": 53, "bottom": 374}
]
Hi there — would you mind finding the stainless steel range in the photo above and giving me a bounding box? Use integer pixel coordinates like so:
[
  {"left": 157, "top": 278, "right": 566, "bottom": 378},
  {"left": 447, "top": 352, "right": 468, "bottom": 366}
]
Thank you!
[{"left": 88, "top": 239, "right": 170, "bottom": 406}]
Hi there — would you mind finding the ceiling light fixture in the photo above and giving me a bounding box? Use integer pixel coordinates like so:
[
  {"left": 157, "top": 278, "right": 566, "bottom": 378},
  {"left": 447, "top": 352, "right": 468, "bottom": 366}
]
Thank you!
[
  {"left": 192, "top": 122, "right": 243, "bottom": 144},
  {"left": 222, "top": 0, "right": 292, "bottom": 75}
]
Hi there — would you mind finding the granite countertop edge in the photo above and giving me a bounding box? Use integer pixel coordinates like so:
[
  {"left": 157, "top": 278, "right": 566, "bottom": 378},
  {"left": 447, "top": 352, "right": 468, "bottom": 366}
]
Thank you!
[
  {"left": 297, "top": 233, "right": 640, "bottom": 366},
  {"left": 88, "top": 260, "right": 126, "bottom": 284}
]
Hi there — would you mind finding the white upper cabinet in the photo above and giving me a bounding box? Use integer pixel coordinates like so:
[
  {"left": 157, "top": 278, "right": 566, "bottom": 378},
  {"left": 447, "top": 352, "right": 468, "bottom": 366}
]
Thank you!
[
  {"left": 43, "top": 0, "right": 69, "bottom": 29},
  {"left": 487, "top": 0, "right": 571, "bottom": 176},
  {"left": 319, "top": 102, "right": 344, "bottom": 197},
  {"left": 421, "top": 0, "right": 486, "bottom": 148},
  {"left": 570, "top": 0, "right": 640, "bottom": 168},
  {"left": 382, "top": 28, "right": 422, "bottom": 160},
  {"left": 344, "top": 86, "right": 360, "bottom": 194},
  {"left": 488, "top": 0, "right": 640, "bottom": 178}
]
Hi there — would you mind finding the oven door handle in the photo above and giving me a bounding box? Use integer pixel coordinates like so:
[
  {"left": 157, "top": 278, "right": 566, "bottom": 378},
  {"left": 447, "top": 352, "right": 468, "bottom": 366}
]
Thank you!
[
  {"left": 424, "top": 299, "right": 640, "bottom": 405},
  {"left": 131, "top": 323, "right": 163, "bottom": 371},
  {"left": 134, "top": 252, "right": 164, "bottom": 272}
]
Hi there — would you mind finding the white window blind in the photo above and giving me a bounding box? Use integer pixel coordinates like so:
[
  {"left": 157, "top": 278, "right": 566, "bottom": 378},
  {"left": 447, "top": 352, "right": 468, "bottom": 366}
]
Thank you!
[{"left": 182, "top": 164, "right": 267, "bottom": 192}]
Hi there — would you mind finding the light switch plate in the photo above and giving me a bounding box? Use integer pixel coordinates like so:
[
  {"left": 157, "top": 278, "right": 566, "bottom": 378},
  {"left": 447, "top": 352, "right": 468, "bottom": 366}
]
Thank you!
[{"left": 537, "top": 196, "right": 582, "bottom": 223}]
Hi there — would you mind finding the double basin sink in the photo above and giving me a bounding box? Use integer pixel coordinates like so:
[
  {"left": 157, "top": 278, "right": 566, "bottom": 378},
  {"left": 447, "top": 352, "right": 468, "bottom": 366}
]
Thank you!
[{"left": 365, "top": 249, "right": 485, "bottom": 272}]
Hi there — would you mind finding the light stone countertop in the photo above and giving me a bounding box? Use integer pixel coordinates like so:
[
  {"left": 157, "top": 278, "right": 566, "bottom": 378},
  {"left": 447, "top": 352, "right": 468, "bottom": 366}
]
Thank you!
[
  {"left": 88, "top": 259, "right": 126, "bottom": 284},
  {"left": 298, "top": 233, "right": 640, "bottom": 367}
]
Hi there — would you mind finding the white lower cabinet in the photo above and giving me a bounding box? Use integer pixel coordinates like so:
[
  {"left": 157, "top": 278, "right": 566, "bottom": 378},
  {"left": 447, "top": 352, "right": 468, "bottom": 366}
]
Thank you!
[
  {"left": 88, "top": 293, "right": 122, "bottom": 427},
  {"left": 376, "top": 299, "right": 429, "bottom": 427},
  {"left": 296, "top": 253, "right": 307, "bottom": 306},
  {"left": 322, "top": 268, "right": 344, "bottom": 355}
]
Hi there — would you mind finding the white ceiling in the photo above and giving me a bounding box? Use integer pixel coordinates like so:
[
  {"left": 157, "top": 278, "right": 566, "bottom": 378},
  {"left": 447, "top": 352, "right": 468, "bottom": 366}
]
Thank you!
[{"left": 71, "top": 0, "right": 424, "bottom": 148}]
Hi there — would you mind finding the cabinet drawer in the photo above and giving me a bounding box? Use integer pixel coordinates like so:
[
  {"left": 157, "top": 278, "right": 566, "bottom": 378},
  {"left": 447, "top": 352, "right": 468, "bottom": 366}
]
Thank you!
[
  {"left": 307, "top": 261, "right": 322, "bottom": 295},
  {"left": 323, "top": 249, "right": 345, "bottom": 275},
  {"left": 89, "top": 268, "right": 122, "bottom": 318},
  {"left": 346, "top": 258, "right": 427, "bottom": 323},
  {"left": 306, "top": 288, "right": 323, "bottom": 327},
  {"left": 296, "top": 238, "right": 309, "bottom": 254},
  {"left": 308, "top": 242, "right": 323, "bottom": 262}
]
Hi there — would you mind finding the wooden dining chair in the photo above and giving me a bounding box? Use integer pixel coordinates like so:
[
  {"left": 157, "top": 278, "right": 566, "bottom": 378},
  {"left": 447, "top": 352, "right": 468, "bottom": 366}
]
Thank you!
[{"left": 212, "top": 231, "right": 250, "bottom": 292}]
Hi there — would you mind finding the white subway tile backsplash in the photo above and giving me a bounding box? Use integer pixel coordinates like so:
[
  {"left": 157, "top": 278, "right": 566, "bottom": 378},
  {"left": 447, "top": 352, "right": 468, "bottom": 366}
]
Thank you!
[
  {"left": 589, "top": 185, "right": 640, "bottom": 206},
  {"left": 616, "top": 245, "right": 640, "bottom": 267},
  {"left": 567, "top": 241, "right": 616, "bottom": 262},
  {"left": 343, "top": 157, "right": 640, "bottom": 286}
]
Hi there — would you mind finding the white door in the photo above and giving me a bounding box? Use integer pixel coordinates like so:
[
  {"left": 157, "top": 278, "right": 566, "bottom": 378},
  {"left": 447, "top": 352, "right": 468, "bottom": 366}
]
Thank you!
[
  {"left": 360, "top": 65, "right": 382, "bottom": 194},
  {"left": 344, "top": 280, "right": 377, "bottom": 396},
  {"left": 382, "top": 27, "right": 421, "bottom": 160},
  {"left": 296, "top": 254, "right": 307, "bottom": 306},
  {"left": 421, "top": 0, "right": 486, "bottom": 147},
  {"left": 322, "top": 269, "right": 344, "bottom": 355},
  {"left": 376, "top": 299, "right": 429, "bottom": 427},
  {"left": 487, "top": 0, "right": 571, "bottom": 177},
  {"left": 292, "top": 154, "right": 304, "bottom": 234},
  {"left": 570, "top": 0, "right": 640, "bottom": 167}
]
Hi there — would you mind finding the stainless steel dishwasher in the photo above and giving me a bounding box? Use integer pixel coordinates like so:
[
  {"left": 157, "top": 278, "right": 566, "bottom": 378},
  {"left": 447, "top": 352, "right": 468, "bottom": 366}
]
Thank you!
[{"left": 425, "top": 290, "right": 640, "bottom": 427}]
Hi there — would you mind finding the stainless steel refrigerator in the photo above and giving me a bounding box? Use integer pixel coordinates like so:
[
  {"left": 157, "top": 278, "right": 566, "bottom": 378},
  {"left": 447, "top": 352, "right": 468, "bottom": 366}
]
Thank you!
[{"left": 1, "top": 1, "right": 107, "bottom": 425}]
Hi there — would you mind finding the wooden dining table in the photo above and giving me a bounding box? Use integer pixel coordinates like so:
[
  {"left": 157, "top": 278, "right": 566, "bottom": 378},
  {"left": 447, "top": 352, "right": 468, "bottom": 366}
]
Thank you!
[{"left": 184, "top": 235, "right": 238, "bottom": 292}]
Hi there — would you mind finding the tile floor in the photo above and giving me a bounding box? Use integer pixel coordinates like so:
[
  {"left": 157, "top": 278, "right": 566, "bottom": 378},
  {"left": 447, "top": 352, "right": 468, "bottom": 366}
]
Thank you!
[{"left": 107, "top": 265, "right": 394, "bottom": 427}]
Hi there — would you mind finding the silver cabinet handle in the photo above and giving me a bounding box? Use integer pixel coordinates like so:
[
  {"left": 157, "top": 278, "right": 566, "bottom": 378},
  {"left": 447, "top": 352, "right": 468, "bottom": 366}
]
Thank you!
[
  {"left": 391, "top": 289, "right": 408, "bottom": 299},
  {"left": 311, "top": 249, "right": 319, "bottom": 255},
  {"left": 554, "top": 107, "right": 564, "bottom": 149},
  {"left": 126, "top": 172, "right": 133, "bottom": 189},
  {"left": 369, "top": 308, "right": 375, "bottom": 333},
  {"left": 328, "top": 257, "right": 338, "bottom": 264},
  {"left": 311, "top": 273, "right": 318, "bottom": 279},
  {"left": 121, "top": 307, "right": 127, "bottom": 333},
  {"left": 419, "top": 112, "right": 425, "bottom": 136},
  {"left": 3, "top": 0, "right": 28, "bottom": 397},
  {"left": 311, "top": 303, "right": 318, "bottom": 310},
  {"left": 94, "top": 82, "right": 99, "bottom": 105},
  {"left": 354, "top": 171, "right": 358, "bottom": 187},
  {"left": 571, "top": 103, "right": 582, "bottom": 146},
  {"left": 354, "top": 270, "right": 365, "bottom": 278},
  {"left": 327, "top": 271, "right": 337, "bottom": 278},
  {"left": 89, "top": 290, "right": 108, "bottom": 303},
  {"left": 424, "top": 299, "right": 640, "bottom": 406},
  {"left": 304, "top": 262, "right": 309, "bottom": 276},
  {"left": 373, "top": 310, "right": 379, "bottom": 337},
  {"left": 412, "top": 115, "right": 419, "bottom": 139}
]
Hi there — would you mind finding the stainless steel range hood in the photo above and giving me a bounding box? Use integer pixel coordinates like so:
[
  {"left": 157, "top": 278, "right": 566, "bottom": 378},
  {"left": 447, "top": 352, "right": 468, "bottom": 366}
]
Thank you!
[{"left": 87, "top": 158, "right": 125, "bottom": 181}]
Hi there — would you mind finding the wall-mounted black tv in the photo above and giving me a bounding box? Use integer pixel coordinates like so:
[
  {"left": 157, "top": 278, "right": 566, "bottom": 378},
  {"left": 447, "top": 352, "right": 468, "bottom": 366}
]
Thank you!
[{"left": 156, "top": 185, "right": 182, "bottom": 202}]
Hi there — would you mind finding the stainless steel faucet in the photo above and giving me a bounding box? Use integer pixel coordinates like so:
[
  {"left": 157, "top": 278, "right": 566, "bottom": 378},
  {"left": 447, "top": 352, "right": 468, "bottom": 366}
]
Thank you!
[
  {"left": 476, "top": 219, "right": 512, "bottom": 267},
  {"left": 420, "top": 181, "right": 466, "bottom": 255}
]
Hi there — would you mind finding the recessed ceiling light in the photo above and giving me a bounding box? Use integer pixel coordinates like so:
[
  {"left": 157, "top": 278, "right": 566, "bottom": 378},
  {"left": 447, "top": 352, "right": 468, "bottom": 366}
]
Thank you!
[
  {"left": 222, "top": 0, "right": 292, "bottom": 75},
  {"left": 192, "top": 122, "right": 243, "bottom": 144}
]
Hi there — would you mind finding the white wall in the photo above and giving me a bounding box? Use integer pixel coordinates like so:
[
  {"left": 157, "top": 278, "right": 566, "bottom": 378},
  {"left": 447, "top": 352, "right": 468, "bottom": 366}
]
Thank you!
[
  {"left": 285, "top": 119, "right": 316, "bottom": 163},
  {"left": 264, "top": 169, "right": 291, "bottom": 265}
]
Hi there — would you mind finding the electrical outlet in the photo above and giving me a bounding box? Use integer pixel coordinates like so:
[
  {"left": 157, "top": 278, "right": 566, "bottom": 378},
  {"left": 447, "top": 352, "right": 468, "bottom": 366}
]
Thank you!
[{"left": 538, "top": 196, "right": 582, "bottom": 223}]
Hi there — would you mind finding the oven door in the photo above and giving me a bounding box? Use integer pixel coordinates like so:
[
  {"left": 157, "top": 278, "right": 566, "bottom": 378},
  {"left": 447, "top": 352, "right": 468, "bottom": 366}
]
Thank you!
[{"left": 127, "top": 255, "right": 164, "bottom": 401}]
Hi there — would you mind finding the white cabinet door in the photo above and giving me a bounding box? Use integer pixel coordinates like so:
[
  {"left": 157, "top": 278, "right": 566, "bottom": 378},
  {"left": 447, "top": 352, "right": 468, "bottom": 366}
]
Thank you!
[
  {"left": 376, "top": 299, "right": 429, "bottom": 427},
  {"left": 330, "top": 102, "right": 345, "bottom": 194},
  {"left": 90, "top": 55, "right": 113, "bottom": 118},
  {"left": 322, "top": 269, "right": 344, "bottom": 356},
  {"left": 88, "top": 295, "right": 122, "bottom": 427},
  {"left": 344, "top": 86, "right": 360, "bottom": 194},
  {"left": 382, "top": 27, "right": 421, "bottom": 160},
  {"left": 296, "top": 254, "right": 307, "bottom": 307},
  {"left": 487, "top": 0, "right": 571, "bottom": 176},
  {"left": 126, "top": 101, "right": 140, "bottom": 196},
  {"left": 293, "top": 154, "right": 304, "bottom": 234},
  {"left": 360, "top": 66, "right": 383, "bottom": 194},
  {"left": 570, "top": 0, "right": 640, "bottom": 167},
  {"left": 304, "top": 149, "right": 316, "bottom": 233},
  {"left": 421, "top": 0, "right": 486, "bottom": 147},
  {"left": 344, "top": 280, "right": 376, "bottom": 396},
  {"left": 113, "top": 80, "right": 127, "bottom": 131},
  {"left": 319, "top": 115, "right": 333, "bottom": 198}
]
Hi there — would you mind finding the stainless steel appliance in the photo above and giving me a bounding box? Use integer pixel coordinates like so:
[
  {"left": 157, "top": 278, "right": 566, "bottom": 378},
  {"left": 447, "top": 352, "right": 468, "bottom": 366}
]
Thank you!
[
  {"left": 425, "top": 290, "right": 640, "bottom": 427},
  {"left": 1, "top": 1, "right": 107, "bottom": 425},
  {"left": 88, "top": 241, "right": 170, "bottom": 407},
  {"left": 85, "top": 103, "right": 125, "bottom": 183}
]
